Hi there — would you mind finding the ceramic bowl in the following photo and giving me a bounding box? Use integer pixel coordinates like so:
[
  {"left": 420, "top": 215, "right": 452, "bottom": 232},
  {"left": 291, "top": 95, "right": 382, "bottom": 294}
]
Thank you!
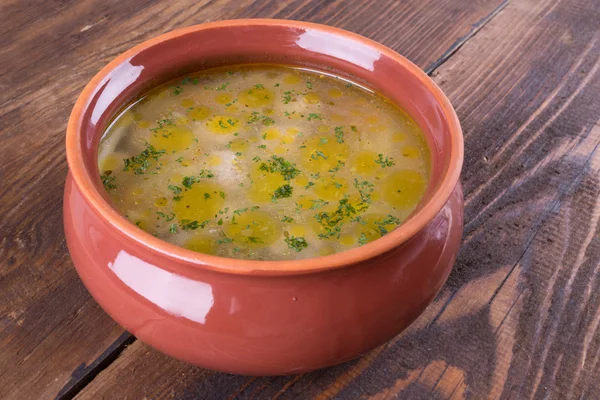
[{"left": 64, "top": 19, "right": 463, "bottom": 375}]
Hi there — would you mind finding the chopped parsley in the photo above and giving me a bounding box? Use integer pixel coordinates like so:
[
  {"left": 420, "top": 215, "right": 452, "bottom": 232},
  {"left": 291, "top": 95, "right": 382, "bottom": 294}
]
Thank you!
[
  {"left": 285, "top": 236, "right": 308, "bottom": 252},
  {"left": 216, "top": 82, "right": 230, "bottom": 91},
  {"left": 283, "top": 91, "right": 292, "bottom": 104},
  {"left": 156, "top": 211, "right": 175, "bottom": 222},
  {"left": 374, "top": 154, "right": 395, "bottom": 168},
  {"left": 328, "top": 160, "right": 345, "bottom": 173},
  {"left": 311, "top": 150, "right": 328, "bottom": 160},
  {"left": 100, "top": 172, "right": 116, "bottom": 190},
  {"left": 307, "top": 113, "right": 321, "bottom": 121},
  {"left": 354, "top": 178, "right": 375, "bottom": 204},
  {"left": 334, "top": 126, "right": 345, "bottom": 143},
  {"left": 272, "top": 184, "right": 293, "bottom": 201},
  {"left": 182, "top": 170, "right": 215, "bottom": 188},
  {"left": 149, "top": 118, "right": 174, "bottom": 134},
  {"left": 122, "top": 143, "right": 166, "bottom": 175},
  {"left": 169, "top": 224, "right": 178, "bottom": 234},
  {"left": 171, "top": 85, "right": 183, "bottom": 95},
  {"left": 309, "top": 199, "right": 329, "bottom": 210},
  {"left": 259, "top": 155, "right": 301, "bottom": 180},
  {"left": 358, "top": 233, "right": 368, "bottom": 246},
  {"left": 281, "top": 216, "right": 294, "bottom": 223},
  {"left": 168, "top": 185, "right": 182, "bottom": 195},
  {"left": 179, "top": 219, "right": 210, "bottom": 230},
  {"left": 248, "top": 111, "right": 275, "bottom": 126}
]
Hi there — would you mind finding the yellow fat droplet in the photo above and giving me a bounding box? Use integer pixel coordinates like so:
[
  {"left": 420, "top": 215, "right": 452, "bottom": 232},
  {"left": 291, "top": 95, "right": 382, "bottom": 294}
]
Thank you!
[
  {"left": 132, "top": 112, "right": 144, "bottom": 121},
  {"left": 281, "top": 134, "right": 295, "bottom": 145},
  {"left": 401, "top": 145, "right": 421, "bottom": 159},
  {"left": 137, "top": 120, "right": 151, "bottom": 129},
  {"left": 149, "top": 125, "right": 194, "bottom": 152},
  {"left": 206, "top": 115, "right": 239, "bottom": 134},
  {"left": 187, "top": 106, "right": 212, "bottom": 121},
  {"left": 327, "top": 88, "right": 343, "bottom": 98},
  {"left": 368, "top": 125, "right": 387, "bottom": 133},
  {"left": 262, "top": 127, "right": 280, "bottom": 140},
  {"left": 131, "top": 187, "right": 143, "bottom": 196},
  {"left": 382, "top": 170, "right": 427, "bottom": 209},
  {"left": 289, "top": 224, "right": 306, "bottom": 237},
  {"left": 339, "top": 234, "right": 355, "bottom": 246},
  {"left": 215, "top": 93, "right": 233, "bottom": 104},
  {"left": 225, "top": 104, "right": 239, "bottom": 113},
  {"left": 100, "top": 154, "right": 120, "bottom": 172},
  {"left": 113, "top": 111, "right": 134, "bottom": 129},
  {"left": 170, "top": 174, "right": 183, "bottom": 183},
  {"left": 317, "top": 124, "right": 330, "bottom": 133},
  {"left": 238, "top": 86, "right": 274, "bottom": 107},
  {"left": 173, "top": 181, "right": 225, "bottom": 222},
  {"left": 201, "top": 155, "right": 217, "bottom": 167},
  {"left": 248, "top": 163, "right": 286, "bottom": 203},
  {"left": 180, "top": 98, "right": 195, "bottom": 108},
  {"left": 229, "top": 138, "right": 250, "bottom": 152},
  {"left": 176, "top": 117, "right": 190, "bottom": 125},
  {"left": 134, "top": 220, "right": 147, "bottom": 231},
  {"left": 350, "top": 151, "right": 379, "bottom": 176},
  {"left": 184, "top": 236, "right": 217, "bottom": 255},
  {"left": 226, "top": 210, "right": 281, "bottom": 249},
  {"left": 294, "top": 174, "right": 309, "bottom": 187},
  {"left": 393, "top": 132, "right": 407, "bottom": 142},
  {"left": 303, "top": 92, "right": 320, "bottom": 104},
  {"left": 283, "top": 74, "right": 301, "bottom": 85},
  {"left": 366, "top": 116, "right": 378, "bottom": 124},
  {"left": 319, "top": 244, "right": 335, "bottom": 256},
  {"left": 154, "top": 197, "right": 168, "bottom": 207},
  {"left": 300, "top": 135, "right": 349, "bottom": 173},
  {"left": 313, "top": 177, "right": 348, "bottom": 201},
  {"left": 331, "top": 114, "right": 345, "bottom": 122},
  {"left": 274, "top": 145, "right": 287, "bottom": 155}
]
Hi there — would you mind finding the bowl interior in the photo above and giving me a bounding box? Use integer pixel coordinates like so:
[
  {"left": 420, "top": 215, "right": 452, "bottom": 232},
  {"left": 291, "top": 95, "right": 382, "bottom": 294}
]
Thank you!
[{"left": 68, "top": 20, "right": 462, "bottom": 272}]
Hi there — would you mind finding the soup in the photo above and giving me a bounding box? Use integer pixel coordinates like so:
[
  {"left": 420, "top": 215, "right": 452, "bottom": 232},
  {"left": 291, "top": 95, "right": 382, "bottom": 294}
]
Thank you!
[{"left": 98, "top": 65, "right": 430, "bottom": 260}]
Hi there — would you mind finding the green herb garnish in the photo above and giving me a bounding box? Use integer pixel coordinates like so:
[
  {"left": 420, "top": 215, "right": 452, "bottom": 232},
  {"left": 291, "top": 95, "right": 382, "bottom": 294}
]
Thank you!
[
  {"left": 334, "top": 126, "right": 345, "bottom": 143},
  {"left": 122, "top": 143, "right": 166, "bottom": 175},
  {"left": 259, "top": 155, "right": 301, "bottom": 180},
  {"left": 100, "top": 172, "right": 116, "bottom": 190},
  {"left": 285, "top": 236, "right": 308, "bottom": 252},
  {"left": 374, "top": 154, "right": 395, "bottom": 168},
  {"left": 272, "top": 184, "right": 293, "bottom": 201}
]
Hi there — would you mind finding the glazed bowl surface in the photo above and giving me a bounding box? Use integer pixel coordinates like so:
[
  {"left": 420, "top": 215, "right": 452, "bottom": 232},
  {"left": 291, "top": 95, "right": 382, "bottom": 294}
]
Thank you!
[{"left": 64, "top": 19, "right": 464, "bottom": 375}]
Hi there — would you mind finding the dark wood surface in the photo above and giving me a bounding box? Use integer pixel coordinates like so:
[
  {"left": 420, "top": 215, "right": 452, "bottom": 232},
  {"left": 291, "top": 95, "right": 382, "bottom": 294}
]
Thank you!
[{"left": 1, "top": 0, "right": 598, "bottom": 399}]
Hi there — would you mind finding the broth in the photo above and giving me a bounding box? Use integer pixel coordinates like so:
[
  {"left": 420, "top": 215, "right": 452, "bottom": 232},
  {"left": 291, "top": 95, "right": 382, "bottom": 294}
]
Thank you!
[{"left": 98, "top": 65, "right": 430, "bottom": 260}]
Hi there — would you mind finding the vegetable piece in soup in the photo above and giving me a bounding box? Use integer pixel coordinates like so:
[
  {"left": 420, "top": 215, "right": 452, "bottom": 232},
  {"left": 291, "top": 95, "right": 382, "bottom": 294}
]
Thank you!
[{"left": 98, "top": 65, "right": 430, "bottom": 260}]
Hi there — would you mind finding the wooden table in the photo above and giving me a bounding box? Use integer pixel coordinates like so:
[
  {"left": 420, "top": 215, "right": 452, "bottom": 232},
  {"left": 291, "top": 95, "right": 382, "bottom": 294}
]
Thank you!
[{"left": 1, "top": 0, "right": 599, "bottom": 398}]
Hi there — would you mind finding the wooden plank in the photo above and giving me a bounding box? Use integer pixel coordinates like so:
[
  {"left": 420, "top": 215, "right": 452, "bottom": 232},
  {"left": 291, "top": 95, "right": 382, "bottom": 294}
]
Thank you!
[
  {"left": 73, "top": 0, "right": 600, "bottom": 399},
  {"left": 0, "top": 0, "right": 507, "bottom": 399}
]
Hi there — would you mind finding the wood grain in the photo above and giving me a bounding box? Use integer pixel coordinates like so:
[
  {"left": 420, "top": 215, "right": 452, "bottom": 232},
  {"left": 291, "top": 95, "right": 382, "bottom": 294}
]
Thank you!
[
  {"left": 0, "top": 0, "right": 508, "bottom": 399},
  {"left": 73, "top": 0, "right": 600, "bottom": 399}
]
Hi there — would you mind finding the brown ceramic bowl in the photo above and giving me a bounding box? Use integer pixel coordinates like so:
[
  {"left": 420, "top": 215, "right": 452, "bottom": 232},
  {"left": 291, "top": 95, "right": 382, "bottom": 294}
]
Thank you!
[{"left": 64, "top": 19, "right": 463, "bottom": 375}]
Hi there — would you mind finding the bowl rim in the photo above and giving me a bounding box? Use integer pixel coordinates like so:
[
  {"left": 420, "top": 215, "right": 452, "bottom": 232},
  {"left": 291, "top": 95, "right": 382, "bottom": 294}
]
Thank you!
[{"left": 66, "top": 18, "right": 463, "bottom": 276}]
